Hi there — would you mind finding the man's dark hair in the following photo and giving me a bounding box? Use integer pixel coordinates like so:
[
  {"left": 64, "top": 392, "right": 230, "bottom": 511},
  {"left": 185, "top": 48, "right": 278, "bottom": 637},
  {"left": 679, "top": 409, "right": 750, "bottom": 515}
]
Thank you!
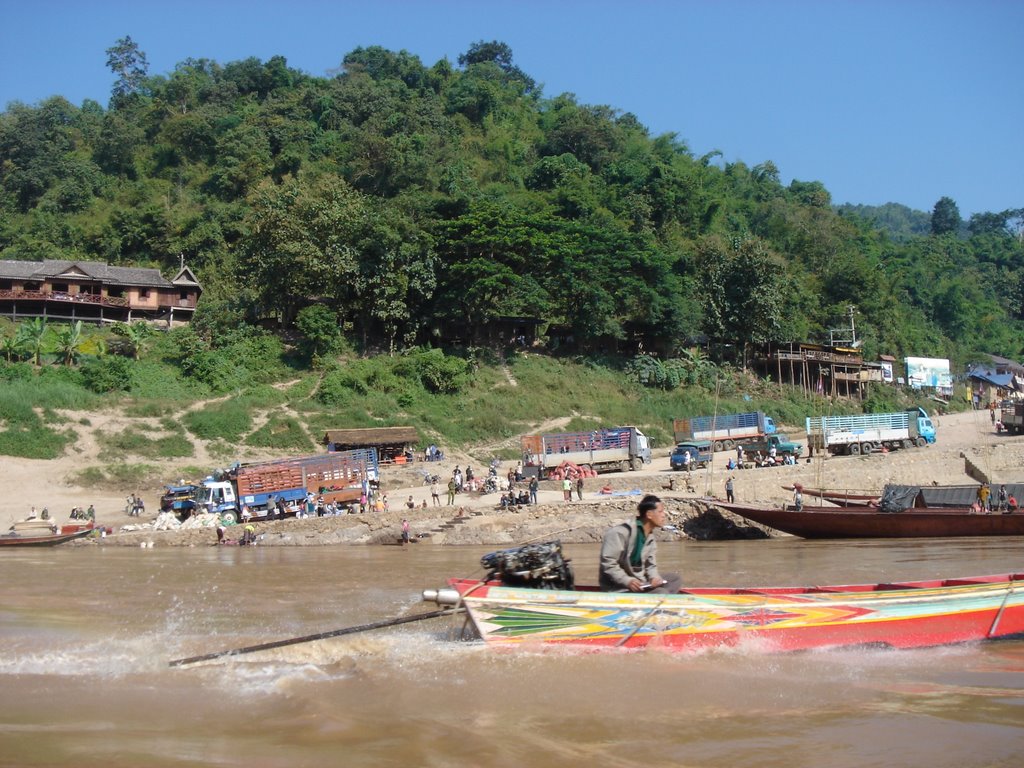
[{"left": 637, "top": 494, "right": 662, "bottom": 519}]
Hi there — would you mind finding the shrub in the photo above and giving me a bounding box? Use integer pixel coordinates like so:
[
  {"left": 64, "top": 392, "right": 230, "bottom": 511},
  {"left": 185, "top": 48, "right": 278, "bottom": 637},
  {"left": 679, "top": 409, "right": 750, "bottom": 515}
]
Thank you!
[
  {"left": 98, "top": 428, "right": 194, "bottom": 460},
  {"left": 246, "top": 415, "right": 314, "bottom": 451},
  {"left": 70, "top": 463, "right": 158, "bottom": 490},
  {"left": 183, "top": 399, "right": 252, "bottom": 442},
  {"left": 82, "top": 356, "right": 136, "bottom": 393}
]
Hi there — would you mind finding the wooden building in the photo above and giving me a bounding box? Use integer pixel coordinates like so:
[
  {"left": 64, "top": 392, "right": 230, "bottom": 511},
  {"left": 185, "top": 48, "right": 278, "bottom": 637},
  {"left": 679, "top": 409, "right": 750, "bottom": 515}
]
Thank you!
[
  {"left": 0, "top": 259, "right": 201, "bottom": 325},
  {"left": 756, "top": 342, "right": 882, "bottom": 400},
  {"left": 323, "top": 427, "right": 420, "bottom": 463}
]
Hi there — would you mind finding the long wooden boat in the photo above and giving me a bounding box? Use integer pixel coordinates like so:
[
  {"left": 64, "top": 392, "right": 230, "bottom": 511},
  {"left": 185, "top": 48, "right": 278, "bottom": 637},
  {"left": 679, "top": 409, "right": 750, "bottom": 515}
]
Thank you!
[
  {"left": 423, "top": 573, "right": 1024, "bottom": 651},
  {"left": 0, "top": 527, "right": 95, "bottom": 547},
  {"left": 716, "top": 501, "right": 1024, "bottom": 538},
  {"left": 781, "top": 486, "right": 878, "bottom": 507}
]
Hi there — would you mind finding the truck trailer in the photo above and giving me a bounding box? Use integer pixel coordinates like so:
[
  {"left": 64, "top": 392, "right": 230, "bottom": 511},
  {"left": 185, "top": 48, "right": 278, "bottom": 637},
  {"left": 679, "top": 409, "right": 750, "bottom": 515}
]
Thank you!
[
  {"left": 192, "top": 448, "right": 379, "bottom": 523},
  {"left": 805, "top": 408, "right": 935, "bottom": 457},
  {"left": 521, "top": 427, "right": 651, "bottom": 478},
  {"left": 672, "top": 411, "right": 779, "bottom": 452}
]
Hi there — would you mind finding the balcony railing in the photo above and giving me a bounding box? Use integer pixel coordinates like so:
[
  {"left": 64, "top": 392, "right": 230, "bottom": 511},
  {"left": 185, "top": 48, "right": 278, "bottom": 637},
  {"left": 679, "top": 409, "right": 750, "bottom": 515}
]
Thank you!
[{"left": 0, "top": 289, "right": 130, "bottom": 308}]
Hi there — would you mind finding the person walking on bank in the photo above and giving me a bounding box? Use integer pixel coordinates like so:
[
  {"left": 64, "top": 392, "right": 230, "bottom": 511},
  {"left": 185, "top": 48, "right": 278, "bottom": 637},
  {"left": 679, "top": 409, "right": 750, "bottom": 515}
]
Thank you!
[
  {"left": 576, "top": 475, "right": 584, "bottom": 501},
  {"left": 529, "top": 476, "right": 539, "bottom": 505},
  {"left": 725, "top": 476, "right": 735, "bottom": 503},
  {"left": 599, "top": 495, "right": 682, "bottom": 594}
]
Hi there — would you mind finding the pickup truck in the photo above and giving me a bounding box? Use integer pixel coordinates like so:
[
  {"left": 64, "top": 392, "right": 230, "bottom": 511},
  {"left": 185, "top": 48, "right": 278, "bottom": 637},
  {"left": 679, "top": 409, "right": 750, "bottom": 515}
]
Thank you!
[{"left": 738, "top": 434, "right": 803, "bottom": 459}]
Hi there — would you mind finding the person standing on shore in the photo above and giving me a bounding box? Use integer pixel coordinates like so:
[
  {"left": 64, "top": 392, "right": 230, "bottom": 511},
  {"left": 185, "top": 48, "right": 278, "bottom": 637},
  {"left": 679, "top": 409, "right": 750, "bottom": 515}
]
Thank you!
[
  {"left": 725, "top": 476, "right": 735, "bottom": 503},
  {"left": 562, "top": 476, "right": 572, "bottom": 501},
  {"left": 430, "top": 481, "right": 440, "bottom": 507},
  {"left": 576, "top": 476, "right": 584, "bottom": 501},
  {"left": 447, "top": 478, "right": 457, "bottom": 506},
  {"left": 529, "top": 476, "right": 538, "bottom": 505}
]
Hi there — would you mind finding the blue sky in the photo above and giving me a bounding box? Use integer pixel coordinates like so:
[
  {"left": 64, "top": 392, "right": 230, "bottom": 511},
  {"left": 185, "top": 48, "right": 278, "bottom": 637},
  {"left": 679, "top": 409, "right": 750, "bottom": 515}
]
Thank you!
[{"left": 1, "top": 0, "right": 1020, "bottom": 217}]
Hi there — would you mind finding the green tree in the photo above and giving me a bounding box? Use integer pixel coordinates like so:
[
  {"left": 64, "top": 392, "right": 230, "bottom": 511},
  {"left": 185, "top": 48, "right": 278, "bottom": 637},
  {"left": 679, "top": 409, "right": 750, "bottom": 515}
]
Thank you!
[
  {"left": 53, "top": 320, "right": 86, "bottom": 366},
  {"left": 697, "top": 235, "right": 789, "bottom": 367},
  {"left": 295, "top": 304, "right": 341, "bottom": 362},
  {"left": 110, "top": 321, "right": 154, "bottom": 360},
  {"left": 0, "top": 334, "right": 23, "bottom": 362},
  {"left": 931, "top": 196, "right": 961, "bottom": 236},
  {"left": 15, "top": 318, "right": 48, "bottom": 367},
  {"left": 105, "top": 35, "right": 149, "bottom": 103}
]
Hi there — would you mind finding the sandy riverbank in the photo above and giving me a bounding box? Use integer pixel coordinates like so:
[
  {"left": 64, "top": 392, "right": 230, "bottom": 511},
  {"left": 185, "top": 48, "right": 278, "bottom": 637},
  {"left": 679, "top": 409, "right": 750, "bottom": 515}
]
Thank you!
[{"left": 11, "top": 408, "right": 1024, "bottom": 547}]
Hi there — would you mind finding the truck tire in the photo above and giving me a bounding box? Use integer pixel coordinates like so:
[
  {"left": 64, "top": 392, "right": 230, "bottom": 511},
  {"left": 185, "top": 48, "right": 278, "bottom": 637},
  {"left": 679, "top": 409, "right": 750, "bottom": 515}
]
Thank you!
[
  {"left": 618, "top": 460, "right": 630, "bottom": 473},
  {"left": 902, "top": 439, "right": 913, "bottom": 450},
  {"left": 860, "top": 443, "right": 874, "bottom": 455},
  {"left": 712, "top": 441, "right": 723, "bottom": 452},
  {"left": 848, "top": 443, "right": 862, "bottom": 456},
  {"left": 914, "top": 436, "right": 927, "bottom": 448},
  {"left": 723, "top": 439, "right": 735, "bottom": 451},
  {"left": 630, "top": 457, "right": 640, "bottom": 471},
  {"left": 220, "top": 510, "right": 238, "bottom": 524}
]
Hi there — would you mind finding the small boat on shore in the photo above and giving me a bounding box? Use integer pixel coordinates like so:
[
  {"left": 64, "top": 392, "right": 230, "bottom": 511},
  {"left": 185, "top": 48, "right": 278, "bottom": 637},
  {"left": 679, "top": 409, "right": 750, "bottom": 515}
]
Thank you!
[
  {"left": 781, "top": 486, "right": 879, "bottom": 507},
  {"left": 715, "top": 501, "right": 1024, "bottom": 538},
  {"left": 424, "top": 571, "right": 1024, "bottom": 652},
  {"left": 0, "top": 526, "right": 96, "bottom": 547}
]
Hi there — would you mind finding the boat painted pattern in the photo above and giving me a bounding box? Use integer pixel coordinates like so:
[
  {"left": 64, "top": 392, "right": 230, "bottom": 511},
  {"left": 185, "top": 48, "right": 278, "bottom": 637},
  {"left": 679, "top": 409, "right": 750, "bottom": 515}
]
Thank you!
[{"left": 448, "top": 575, "right": 1024, "bottom": 651}]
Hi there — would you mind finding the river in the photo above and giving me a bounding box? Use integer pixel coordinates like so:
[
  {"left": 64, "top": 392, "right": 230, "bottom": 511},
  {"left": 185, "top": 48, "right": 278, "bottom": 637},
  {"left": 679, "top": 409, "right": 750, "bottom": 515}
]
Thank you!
[{"left": 1, "top": 538, "right": 1022, "bottom": 767}]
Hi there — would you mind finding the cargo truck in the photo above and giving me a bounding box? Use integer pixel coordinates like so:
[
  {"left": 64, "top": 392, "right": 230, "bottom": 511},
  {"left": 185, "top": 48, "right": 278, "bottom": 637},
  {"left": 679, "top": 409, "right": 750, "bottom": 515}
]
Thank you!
[
  {"left": 1000, "top": 403, "right": 1024, "bottom": 434},
  {"left": 192, "top": 449, "right": 379, "bottom": 523},
  {"left": 521, "top": 427, "right": 651, "bottom": 478},
  {"left": 672, "top": 411, "right": 779, "bottom": 452},
  {"left": 805, "top": 408, "right": 935, "bottom": 457}
]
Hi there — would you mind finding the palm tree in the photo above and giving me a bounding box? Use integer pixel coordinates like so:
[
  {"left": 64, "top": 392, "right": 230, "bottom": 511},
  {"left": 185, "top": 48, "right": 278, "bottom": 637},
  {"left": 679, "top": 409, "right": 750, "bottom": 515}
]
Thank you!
[
  {"left": 110, "top": 320, "right": 154, "bottom": 360},
  {"left": 53, "top": 320, "right": 85, "bottom": 366},
  {"left": 0, "top": 333, "right": 23, "bottom": 362},
  {"left": 16, "top": 318, "right": 48, "bottom": 367}
]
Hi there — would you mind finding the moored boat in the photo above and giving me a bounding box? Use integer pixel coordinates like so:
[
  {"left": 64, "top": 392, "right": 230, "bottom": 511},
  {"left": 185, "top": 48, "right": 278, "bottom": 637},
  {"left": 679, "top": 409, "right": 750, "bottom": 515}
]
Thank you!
[
  {"left": 0, "top": 525, "right": 96, "bottom": 547},
  {"left": 716, "top": 501, "right": 1024, "bottom": 538},
  {"left": 781, "top": 486, "right": 879, "bottom": 507},
  {"left": 424, "top": 572, "right": 1024, "bottom": 652}
]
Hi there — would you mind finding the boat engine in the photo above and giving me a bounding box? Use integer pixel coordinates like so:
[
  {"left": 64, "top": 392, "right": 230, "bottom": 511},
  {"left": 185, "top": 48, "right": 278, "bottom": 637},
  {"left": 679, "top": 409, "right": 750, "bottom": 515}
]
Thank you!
[{"left": 480, "top": 540, "right": 575, "bottom": 590}]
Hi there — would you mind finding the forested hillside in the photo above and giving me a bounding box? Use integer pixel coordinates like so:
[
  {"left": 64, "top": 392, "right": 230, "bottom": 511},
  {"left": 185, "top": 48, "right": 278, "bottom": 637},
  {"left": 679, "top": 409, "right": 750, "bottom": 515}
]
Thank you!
[{"left": 1, "top": 38, "right": 1022, "bottom": 365}]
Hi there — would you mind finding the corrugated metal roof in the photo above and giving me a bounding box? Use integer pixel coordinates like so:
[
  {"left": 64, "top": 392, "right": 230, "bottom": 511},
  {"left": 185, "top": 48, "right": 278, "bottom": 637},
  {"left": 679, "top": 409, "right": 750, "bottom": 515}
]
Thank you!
[
  {"left": 0, "top": 259, "right": 173, "bottom": 288},
  {"left": 324, "top": 427, "right": 419, "bottom": 446},
  {"left": 881, "top": 483, "right": 1024, "bottom": 508}
]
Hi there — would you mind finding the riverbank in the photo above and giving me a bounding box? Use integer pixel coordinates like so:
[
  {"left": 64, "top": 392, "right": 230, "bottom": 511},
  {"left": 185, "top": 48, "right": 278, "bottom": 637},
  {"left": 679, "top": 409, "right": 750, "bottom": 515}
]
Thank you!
[{"left": 17, "top": 408, "right": 1024, "bottom": 547}]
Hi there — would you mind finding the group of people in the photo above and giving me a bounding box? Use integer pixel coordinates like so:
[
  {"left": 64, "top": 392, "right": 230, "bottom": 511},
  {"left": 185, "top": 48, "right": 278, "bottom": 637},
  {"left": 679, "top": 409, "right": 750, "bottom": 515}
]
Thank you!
[
  {"left": 973, "top": 483, "right": 1018, "bottom": 514},
  {"left": 125, "top": 493, "right": 145, "bottom": 516},
  {"left": 69, "top": 505, "right": 95, "bottom": 520}
]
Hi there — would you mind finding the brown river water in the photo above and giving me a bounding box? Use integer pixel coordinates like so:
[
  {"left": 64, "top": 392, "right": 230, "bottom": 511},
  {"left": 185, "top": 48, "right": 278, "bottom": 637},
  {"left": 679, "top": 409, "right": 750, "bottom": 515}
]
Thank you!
[{"left": 1, "top": 538, "right": 1023, "bottom": 768}]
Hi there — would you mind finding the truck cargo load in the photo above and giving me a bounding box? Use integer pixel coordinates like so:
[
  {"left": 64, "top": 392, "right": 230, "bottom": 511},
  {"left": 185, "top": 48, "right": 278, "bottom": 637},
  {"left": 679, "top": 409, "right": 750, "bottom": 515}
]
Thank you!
[
  {"left": 193, "top": 448, "right": 379, "bottom": 522},
  {"left": 672, "top": 411, "right": 778, "bottom": 451},
  {"left": 521, "top": 427, "right": 650, "bottom": 479},
  {"left": 805, "top": 408, "right": 935, "bottom": 457}
]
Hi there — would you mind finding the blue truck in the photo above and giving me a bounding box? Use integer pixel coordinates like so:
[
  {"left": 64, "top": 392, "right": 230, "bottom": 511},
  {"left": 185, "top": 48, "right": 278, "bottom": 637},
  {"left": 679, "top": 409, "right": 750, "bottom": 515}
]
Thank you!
[
  {"left": 192, "top": 448, "right": 380, "bottom": 522},
  {"left": 805, "top": 407, "right": 936, "bottom": 457},
  {"left": 672, "top": 411, "right": 779, "bottom": 452}
]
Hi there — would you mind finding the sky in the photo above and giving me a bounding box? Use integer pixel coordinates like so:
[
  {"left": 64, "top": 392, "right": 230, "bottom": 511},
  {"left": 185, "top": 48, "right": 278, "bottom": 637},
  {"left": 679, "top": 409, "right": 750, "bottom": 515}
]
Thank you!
[{"left": 1, "top": 0, "right": 1021, "bottom": 217}]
